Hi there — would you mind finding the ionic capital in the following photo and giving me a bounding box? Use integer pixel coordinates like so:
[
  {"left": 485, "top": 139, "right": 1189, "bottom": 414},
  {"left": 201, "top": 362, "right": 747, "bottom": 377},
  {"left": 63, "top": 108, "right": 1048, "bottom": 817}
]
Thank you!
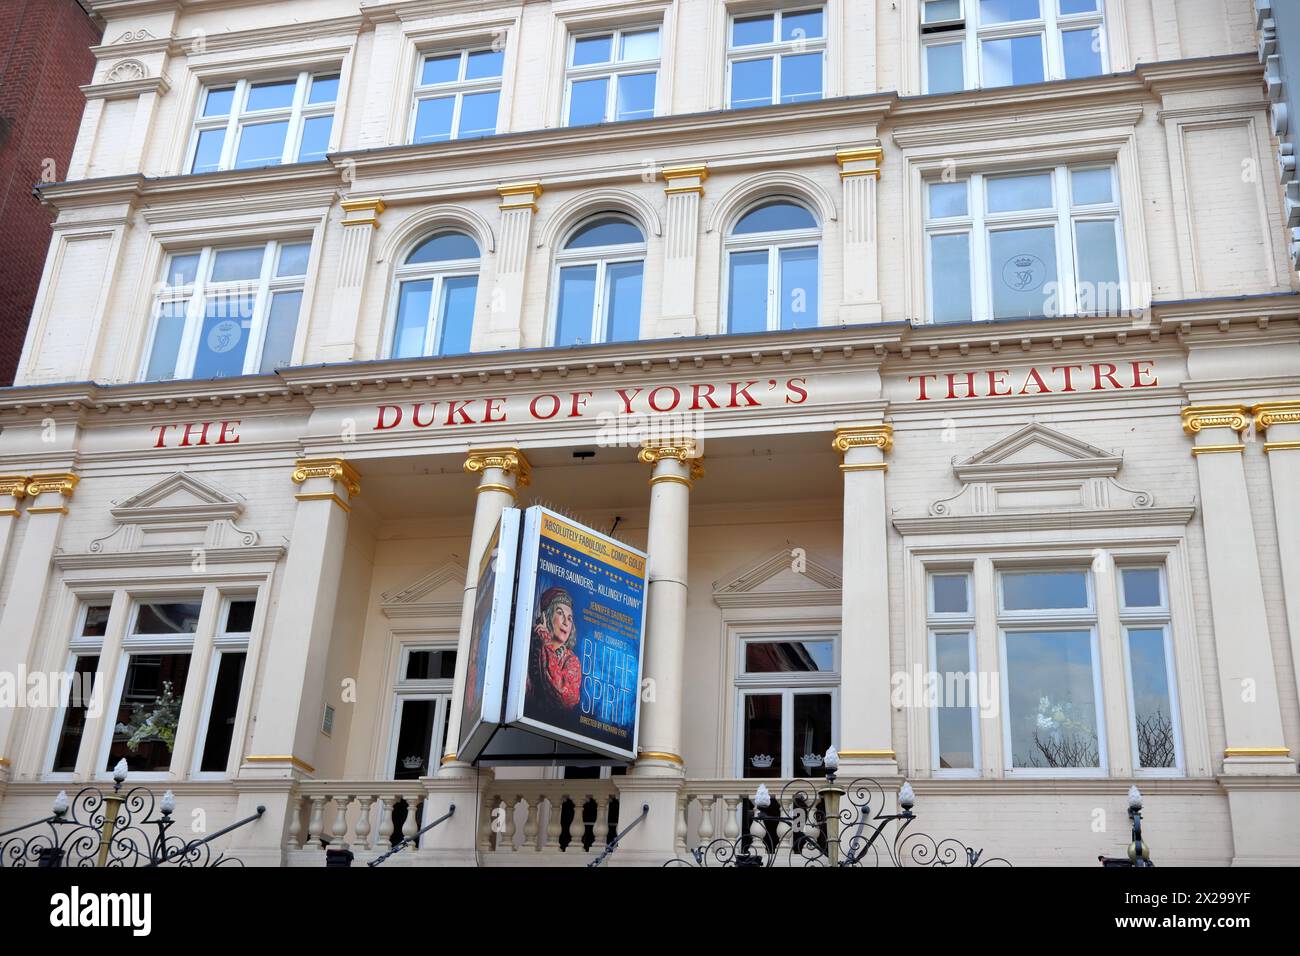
[
  {"left": 639, "top": 440, "right": 704, "bottom": 481},
  {"left": 291, "top": 458, "right": 362, "bottom": 497},
  {"left": 25, "top": 472, "right": 79, "bottom": 515},
  {"left": 832, "top": 424, "right": 893, "bottom": 455},
  {"left": 0, "top": 475, "right": 28, "bottom": 500},
  {"left": 1180, "top": 404, "right": 1251, "bottom": 436},
  {"left": 464, "top": 447, "right": 531, "bottom": 487},
  {"left": 1252, "top": 400, "right": 1300, "bottom": 432}
]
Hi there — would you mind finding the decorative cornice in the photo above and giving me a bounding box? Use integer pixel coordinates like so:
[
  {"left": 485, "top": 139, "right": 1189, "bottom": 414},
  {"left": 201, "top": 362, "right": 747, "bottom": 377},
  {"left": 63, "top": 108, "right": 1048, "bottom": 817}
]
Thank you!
[
  {"left": 639, "top": 440, "right": 704, "bottom": 481},
  {"left": 291, "top": 458, "right": 361, "bottom": 497},
  {"left": 832, "top": 424, "right": 893, "bottom": 455},
  {"left": 1180, "top": 404, "right": 1251, "bottom": 436},
  {"left": 1253, "top": 400, "right": 1300, "bottom": 432},
  {"left": 498, "top": 181, "right": 543, "bottom": 212},
  {"left": 893, "top": 506, "right": 1197, "bottom": 535},
  {"left": 0, "top": 475, "right": 28, "bottom": 500},
  {"left": 25, "top": 473, "right": 79, "bottom": 514},
  {"left": 464, "top": 447, "right": 531, "bottom": 486}
]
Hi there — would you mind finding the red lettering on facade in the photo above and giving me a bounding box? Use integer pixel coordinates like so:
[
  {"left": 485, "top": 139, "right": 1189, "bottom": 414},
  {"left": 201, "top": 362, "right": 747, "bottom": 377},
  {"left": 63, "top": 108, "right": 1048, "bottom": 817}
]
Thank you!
[
  {"left": 216, "top": 421, "right": 240, "bottom": 444},
  {"left": 375, "top": 405, "right": 403, "bottom": 430},
  {"left": 410, "top": 403, "right": 437, "bottom": 428},
  {"left": 530, "top": 394, "right": 561, "bottom": 420},
  {"left": 648, "top": 386, "right": 680, "bottom": 412},
  {"left": 1131, "top": 360, "right": 1157, "bottom": 388},
  {"left": 1019, "top": 368, "right": 1050, "bottom": 395},
  {"left": 728, "top": 381, "right": 760, "bottom": 408},
  {"left": 691, "top": 383, "right": 720, "bottom": 410},
  {"left": 909, "top": 374, "right": 938, "bottom": 401},
  {"left": 987, "top": 369, "right": 1011, "bottom": 397},
  {"left": 1091, "top": 363, "right": 1121, "bottom": 391},
  {"left": 179, "top": 422, "right": 211, "bottom": 447},
  {"left": 615, "top": 387, "right": 642, "bottom": 414},
  {"left": 568, "top": 392, "right": 592, "bottom": 418},
  {"left": 1052, "top": 365, "right": 1084, "bottom": 392},
  {"left": 484, "top": 397, "right": 507, "bottom": 424},
  {"left": 785, "top": 377, "right": 809, "bottom": 404}
]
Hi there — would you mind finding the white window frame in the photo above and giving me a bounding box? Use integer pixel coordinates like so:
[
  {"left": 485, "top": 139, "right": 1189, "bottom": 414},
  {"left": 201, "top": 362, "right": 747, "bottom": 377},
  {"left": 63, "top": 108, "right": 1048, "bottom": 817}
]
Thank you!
[
  {"left": 726, "top": 5, "right": 828, "bottom": 109},
  {"left": 185, "top": 70, "right": 338, "bottom": 174},
  {"left": 920, "top": 0, "right": 1108, "bottom": 93},
  {"left": 923, "top": 163, "right": 1125, "bottom": 323},
  {"left": 548, "top": 215, "right": 646, "bottom": 346},
  {"left": 1117, "top": 565, "right": 1183, "bottom": 776},
  {"left": 995, "top": 566, "right": 1108, "bottom": 777},
  {"left": 408, "top": 46, "right": 504, "bottom": 144},
  {"left": 925, "top": 570, "right": 980, "bottom": 776},
  {"left": 734, "top": 633, "right": 839, "bottom": 778},
  {"left": 723, "top": 198, "right": 822, "bottom": 333},
  {"left": 43, "top": 601, "right": 113, "bottom": 780},
  {"left": 562, "top": 25, "right": 662, "bottom": 126},
  {"left": 141, "top": 239, "right": 311, "bottom": 382},
  {"left": 189, "top": 595, "right": 256, "bottom": 779},
  {"left": 387, "top": 235, "right": 481, "bottom": 358},
  {"left": 384, "top": 643, "right": 457, "bottom": 781}
]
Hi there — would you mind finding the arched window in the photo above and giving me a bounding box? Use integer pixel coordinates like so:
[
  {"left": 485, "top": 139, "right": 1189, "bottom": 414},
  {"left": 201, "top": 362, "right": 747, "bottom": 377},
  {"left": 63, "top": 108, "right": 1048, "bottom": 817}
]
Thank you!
[
  {"left": 390, "top": 231, "right": 480, "bottom": 358},
  {"left": 724, "top": 198, "right": 820, "bottom": 333},
  {"left": 551, "top": 215, "right": 645, "bottom": 346}
]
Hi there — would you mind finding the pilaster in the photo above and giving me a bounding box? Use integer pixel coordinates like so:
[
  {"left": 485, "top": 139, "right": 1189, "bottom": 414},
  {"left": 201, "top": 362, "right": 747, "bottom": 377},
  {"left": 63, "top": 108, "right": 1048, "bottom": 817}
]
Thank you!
[
  {"left": 659, "top": 165, "right": 708, "bottom": 336},
  {"left": 1254, "top": 400, "right": 1300, "bottom": 724},
  {"left": 324, "top": 197, "right": 387, "bottom": 363},
  {"left": 485, "top": 183, "right": 543, "bottom": 350},
  {"left": 836, "top": 147, "right": 883, "bottom": 324}
]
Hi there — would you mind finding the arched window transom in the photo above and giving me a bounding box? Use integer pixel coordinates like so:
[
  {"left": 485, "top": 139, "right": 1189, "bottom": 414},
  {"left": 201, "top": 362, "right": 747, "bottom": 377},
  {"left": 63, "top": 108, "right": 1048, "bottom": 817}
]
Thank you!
[
  {"left": 725, "top": 198, "right": 820, "bottom": 334},
  {"left": 391, "top": 230, "right": 480, "bottom": 358},
  {"left": 552, "top": 214, "right": 646, "bottom": 346}
]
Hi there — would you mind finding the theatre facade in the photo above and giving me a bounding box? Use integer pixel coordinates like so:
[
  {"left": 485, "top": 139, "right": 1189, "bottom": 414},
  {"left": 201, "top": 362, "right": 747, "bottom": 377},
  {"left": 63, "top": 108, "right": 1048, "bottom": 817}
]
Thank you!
[{"left": 0, "top": 0, "right": 1298, "bottom": 866}]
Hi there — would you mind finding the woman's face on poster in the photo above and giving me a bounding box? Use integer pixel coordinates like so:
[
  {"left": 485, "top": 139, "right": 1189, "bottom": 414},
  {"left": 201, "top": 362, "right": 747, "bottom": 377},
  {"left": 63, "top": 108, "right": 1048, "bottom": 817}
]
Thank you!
[{"left": 548, "top": 602, "right": 573, "bottom": 646}]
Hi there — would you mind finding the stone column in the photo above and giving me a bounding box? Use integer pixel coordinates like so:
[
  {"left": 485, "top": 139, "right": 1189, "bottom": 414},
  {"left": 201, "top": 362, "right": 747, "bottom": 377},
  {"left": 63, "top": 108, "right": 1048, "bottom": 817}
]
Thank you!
[
  {"left": 483, "top": 183, "right": 543, "bottom": 351},
  {"left": 0, "top": 475, "right": 27, "bottom": 581},
  {"left": 323, "top": 197, "right": 386, "bottom": 363},
  {"left": 836, "top": 147, "right": 883, "bottom": 324},
  {"left": 0, "top": 472, "right": 78, "bottom": 776},
  {"left": 659, "top": 165, "right": 707, "bottom": 336},
  {"left": 1255, "top": 400, "right": 1300, "bottom": 716},
  {"left": 832, "top": 425, "right": 897, "bottom": 776},
  {"left": 439, "top": 447, "right": 531, "bottom": 776},
  {"left": 1180, "top": 405, "right": 1293, "bottom": 774}
]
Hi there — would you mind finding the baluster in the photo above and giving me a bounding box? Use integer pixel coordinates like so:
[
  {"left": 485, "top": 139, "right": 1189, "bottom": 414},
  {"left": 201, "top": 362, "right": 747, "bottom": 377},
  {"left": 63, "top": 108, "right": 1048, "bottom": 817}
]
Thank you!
[
  {"left": 524, "top": 797, "right": 540, "bottom": 850},
  {"left": 675, "top": 794, "right": 689, "bottom": 852},
  {"left": 286, "top": 797, "right": 303, "bottom": 850},
  {"left": 479, "top": 792, "right": 496, "bottom": 851},
  {"left": 564, "top": 794, "right": 581, "bottom": 851},
  {"left": 306, "top": 796, "right": 325, "bottom": 849},
  {"left": 355, "top": 796, "right": 374, "bottom": 851},
  {"left": 402, "top": 795, "right": 420, "bottom": 844},
  {"left": 376, "top": 797, "right": 393, "bottom": 850},
  {"left": 723, "top": 796, "right": 741, "bottom": 841},
  {"left": 697, "top": 795, "right": 716, "bottom": 843},
  {"left": 507, "top": 794, "right": 521, "bottom": 851},
  {"left": 543, "top": 795, "right": 561, "bottom": 851},
  {"left": 330, "top": 795, "right": 351, "bottom": 848},
  {"left": 593, "top": 794, "right": 609, "bottom": 847}
]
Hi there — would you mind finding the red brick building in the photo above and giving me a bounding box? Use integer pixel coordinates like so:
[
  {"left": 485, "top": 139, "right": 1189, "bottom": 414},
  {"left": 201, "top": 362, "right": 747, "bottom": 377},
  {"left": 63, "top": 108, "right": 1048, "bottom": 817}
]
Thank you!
[{"left": 0, "top": 0, "right": 100, "bottom": 385}]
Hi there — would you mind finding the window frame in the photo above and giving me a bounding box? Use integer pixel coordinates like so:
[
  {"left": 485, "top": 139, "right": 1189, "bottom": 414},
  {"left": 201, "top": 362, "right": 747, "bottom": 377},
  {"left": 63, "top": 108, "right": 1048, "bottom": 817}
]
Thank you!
[
  {"left": 408, "top": 46, "right": 504, "bottom": 144},
  {"left": 548, "top": 213, "right": 647, "bottom": 347},
  {"left": 384, "top": 642, "right": 457, "bottom": 781},
  {"left": 43, "top": 601, "right": 113, "bottom": 780},
  {"left": 726, "top": 5, "right": 828, "bottom": 110},
  {"left": 189, "top": 595, "right": 257, "bottom": 779},
  {"left": 734, "top": 632, "right": 839, "bottom": 778},
  {"left": 185, "top": 70, "right": 338, "bottom": 174},
  {"left": 387, "top": 232, "right": 482, "bottom": 359},
  {"left": 925, "top": 570, "right": 980, "bottom": 776},
  {"left": 562, "top": 25, "right": 662, "bottom": 126},
  {"left": 1116, "top": 565, "right": 1183, "bottom": 776},
  {"left": 723, "top": 197, "right": 822, "bottom": 333}
]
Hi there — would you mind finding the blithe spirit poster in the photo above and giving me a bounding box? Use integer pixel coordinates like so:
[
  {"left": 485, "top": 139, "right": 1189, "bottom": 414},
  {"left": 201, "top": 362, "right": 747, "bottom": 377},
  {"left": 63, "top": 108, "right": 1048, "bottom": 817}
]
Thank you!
[{"left": 506, "top": 507, "right": 647, "bottom": 761}]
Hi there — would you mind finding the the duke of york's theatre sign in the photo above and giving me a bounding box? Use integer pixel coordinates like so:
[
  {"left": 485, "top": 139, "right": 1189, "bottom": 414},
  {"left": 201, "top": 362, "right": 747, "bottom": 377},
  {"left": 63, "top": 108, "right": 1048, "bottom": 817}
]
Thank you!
[{"left": 70, "top": 357, "right": 1167, "bottom": 455}]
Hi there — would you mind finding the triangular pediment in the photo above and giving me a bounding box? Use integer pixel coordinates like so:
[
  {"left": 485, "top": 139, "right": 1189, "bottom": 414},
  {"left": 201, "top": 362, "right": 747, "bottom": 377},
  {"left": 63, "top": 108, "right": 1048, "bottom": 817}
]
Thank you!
[
  {"left": 87, "top": 471, "right": 259, "bottom": 554},
  {"left": 381, "top": 562, "right": 467, "bottom": 619},
  {"left": 714, "top": 549, "right": 841, "bottom": 608},
  {"left": 955, "top": 422, "right": 1123, "bottom": 481},
  {"left": 110, "top": 471, "right": 244, "bottom": 522}
]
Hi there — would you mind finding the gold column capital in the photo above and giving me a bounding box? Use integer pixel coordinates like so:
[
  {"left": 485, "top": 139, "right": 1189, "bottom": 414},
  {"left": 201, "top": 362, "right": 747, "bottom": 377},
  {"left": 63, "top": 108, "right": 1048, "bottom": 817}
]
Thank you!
[
  {"left": 26, "top": 472, "right": 78, "bottom": 514},
  {"left": 1180, "top": 404, "right": 1250, "bottom": 436},
  {"left": 836, "top": 146, "right": 883, "bottom": 179},
  {"left": 1252, "top": 400, "right": 1300, "bottom": 433},
  {"left": 291, "top": 457, "right": 361, "bottom": 497},
  {"left": 639, "top": 440, "right": 704, "bottom": 482},
  {"left": 662, "top": 164, "right": 708, "bottom": 195},
  {"left": 498, "top": 181, "right": 543, "bottom": 211},
  {"left": 832, "top": 424, "right": 893, "bottom": 455},
  {"left": 464, "top": 447, "right": 531, "bottom": 487},
  {"left": 340, "top": 196, "right": 386, "bottom": 227},
  {"left": 0, "top": 475, "right": 29, "bottom": 499}
]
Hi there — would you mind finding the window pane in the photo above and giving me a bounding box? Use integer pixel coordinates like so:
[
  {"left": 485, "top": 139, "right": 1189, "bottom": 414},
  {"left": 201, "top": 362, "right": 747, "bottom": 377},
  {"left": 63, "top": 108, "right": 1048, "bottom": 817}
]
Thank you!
[
  {"left": 1062, "top": 27, "right": 1103, "bottom": 78},
  {"left": 458, "top": 90, "right": 499, "bottom": 137},
  {"left": 1001, "top": 570, "right": 1087, "bottom": 610},
  {"left": 1005, "top": 630, "right": 1099, "bottom": 768},
  {"left": 165, "top": 253, "right": 202, "bottom": 287},
  {"left": 421, "top": 54, "right": 461, "bottom": 86},
  {"left": 734, "top": 200, "right": 817, "bottom": 234},
  {"left": 436, "top": 275, "right": 477, "bottom": 355},
  {"left": 744, "top": 640, "right": 835, "bottom": 672},
  {"left": 926, "top": 42, "right": 965, "bottom": 94},
  {"left": 276, "top": 242, "right": 311, "bottom": 277},
  {"left": 730, "top": 57, "right": 774, "bottom": 108},
  {"left": 989, "top": 225, "right": 1057, "bottom": 319},
  {"left": 393, "top": 279, "right": 433, "bottom": 358},
  {"left": 733, "top": 14, "right": 775, "bottom": 47},
  {"left": 52, "top": 655, "right": 100, "bottom": 772},
  {"left": 935, "top": 634, "right": 976, "bottom": 769},
  {"left": 413, "top": 96, "right": 455, "bottom": 142},
  {"left": 211, "top": 246, "right": 265, "bottom": 281},
  {"left": 135, "top": 601, "right": 202, "bottom": 634},
  {"left": 245, "top": 79, "right": 297, "bottom": 112},
  {"left": 466, "top": 48, "right": 504, "bottom": 80},
  {"left": 987, "top": 172, "right": 1053, "bottom": 211},
  {"left": 728, "top": 250, "right": 769, "bottom": 333},
  {"left": 191, "top": 128, "right": 226, "bottom": 174},
  {"left": 107, "top": 653, "right": 191, "bottom": 773},
  {"left": 259, "top": 290, "right": 301, "bottom": 373},
  {"left": 572, "top": 34, "right": 613, "bottom": 66},
  {"left": 145, "top": 301, "right": 187, "bottom": 381},
  {"left": 779, "top": 246, "right": 818, "bottom": 330},
  {"left": 199, "top": 652, "right": 246, "bottom": 772},
  {"left": 555, "top": 264, "right": 598, "bottom": 346},
  {"left": 203, "top": 87, "right": 235, "bottom": 116},
  {"left": 406, "top": 649, "right": 457, "bottom": 680},
  {"left": 566, "top": 217, "right": 643, "bottom": 248},
  {"left": 615, "top": 72, "right": 656, "bottom": 120},
  {"left": 1121, "top": 569, "right": 1162, "bottom": 608},
  {"left": 782, "top": 8, "right": 825, "bottom": 41},
  {"left": 980, "top": 0, "right": 1041, "bottom": 23},
  {"left": 930, "top": 233, "right": 973, "bottom": 324},
  {"left": 604, "top": 260, "right": 643, "bottom": 342},
  {"left": 308, "top": 74, "right": 339, "bottom": 104},
  {"left": 924, "top": 0, "right": 963, "bottom": 22},
  {"left": 620, "top": 29, "right": 660, "bottom": 61},
  {"left": 779, "top": 52, "right": 823, "bottom": 103},
  {"left": 225, "top": 600, "right": 256, "bottom": 633},
  {"left": 568, "top": 76, "right": 609, "bottom": 125},
  {"left": 297, "top": 115, "right": 332, "bottom": 162},
  {"left": 981, "top": 34, "right": 1045, "bottom": 87},
  {"left": 1128, "top": 628, "right": 1177, "bottom": 769},
  {"left": 1074, "top": 219, "right": 1121, "bottom": 314},
  {"left": 194, "top": 293, "right": 254, "bottom": 378},
  {"left": 1070, "top": 167, "right": 1112, "bottom": 205},
  {"left": 931, "top": 573, "right": 969, "bottom": 613},
  {"left": 234, "top": 120, "right": 289, "bottom": 168},
  {"left": 407, "top": 232, "right": 479, "bottom": 263},
  {"left": 392, "top": 699, "right": 437, "bottom": 779},
  {"left": 929, "top": 181, "right": 969, "bottom": 220},
  {"left": 1059, "top": 0, "right": 1098, "bottom": 13},
  {"left": 743, "top": 693, "right": 782, "bottom": 777},
  {"left": 793, "top": 693, "right": 833, "bottom": 777},
  {"left": 82, "top": 605, "right": 112, "bottom": 637}
]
